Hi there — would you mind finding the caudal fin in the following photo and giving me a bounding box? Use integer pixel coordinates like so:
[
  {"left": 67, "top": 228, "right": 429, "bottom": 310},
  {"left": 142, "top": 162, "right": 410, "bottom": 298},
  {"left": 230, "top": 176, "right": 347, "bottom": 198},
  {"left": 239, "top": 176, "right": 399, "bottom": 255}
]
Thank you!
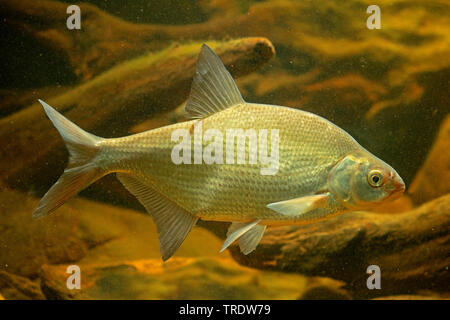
[{"left": 32, "top": 100, "right": 105, "bottom": 219}]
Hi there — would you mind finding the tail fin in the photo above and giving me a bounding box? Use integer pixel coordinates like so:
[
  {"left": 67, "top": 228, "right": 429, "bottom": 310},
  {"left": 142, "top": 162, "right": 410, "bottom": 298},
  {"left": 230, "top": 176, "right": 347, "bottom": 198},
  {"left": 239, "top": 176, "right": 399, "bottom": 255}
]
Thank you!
[{"left": 32, "top": 100, "right": 105, "bottom": 219}]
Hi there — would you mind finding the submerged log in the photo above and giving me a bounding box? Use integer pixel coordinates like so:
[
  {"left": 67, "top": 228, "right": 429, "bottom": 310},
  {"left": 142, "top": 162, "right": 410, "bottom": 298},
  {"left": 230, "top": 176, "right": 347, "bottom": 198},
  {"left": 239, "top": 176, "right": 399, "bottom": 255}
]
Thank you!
[
  {"left": 2, "top": 0, "right": 254, "bottom": 81},
  {"left": 39, "top": 257, "right": 307, "bottom": 300},
  {"left": 0, "top": 271, "right": 45, "bottom": 300},
  {"left": 229, "top": 194, "right": 450, "bottom": 299},
  {"left": 409, "top": 115, "right": 450, "bottom": 205},
  {"left": 2, "top": 0, "right": 174, "bottom": 81},
  {"left": 5, "top": 0, "right": 449, "bottom": 187},
  {"left": 0, "top": 38, "right": 275, "bottom": 192}
]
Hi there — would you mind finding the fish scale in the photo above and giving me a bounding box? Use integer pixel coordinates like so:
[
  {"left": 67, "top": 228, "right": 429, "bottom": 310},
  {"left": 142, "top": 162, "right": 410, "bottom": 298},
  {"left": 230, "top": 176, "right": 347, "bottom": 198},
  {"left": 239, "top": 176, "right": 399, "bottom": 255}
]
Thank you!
[
  {"left": 98, "top": 102, "right": 360, "bottom": 223},
  {"left": 33, "top": 44, "right": 405, "bottom": 260}
]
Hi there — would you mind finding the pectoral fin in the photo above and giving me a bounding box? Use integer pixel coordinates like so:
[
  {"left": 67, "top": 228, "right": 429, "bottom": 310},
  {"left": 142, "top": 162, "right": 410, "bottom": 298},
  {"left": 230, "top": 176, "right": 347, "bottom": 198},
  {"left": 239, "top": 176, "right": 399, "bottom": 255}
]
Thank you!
[{"left": 266, "top": 193, "right": 330, "bottom": 216}]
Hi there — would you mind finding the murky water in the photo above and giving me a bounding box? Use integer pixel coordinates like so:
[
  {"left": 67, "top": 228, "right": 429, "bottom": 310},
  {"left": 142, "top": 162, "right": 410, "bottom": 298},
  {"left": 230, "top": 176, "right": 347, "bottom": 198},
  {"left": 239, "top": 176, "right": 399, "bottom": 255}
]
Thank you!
[{"left": 0, "top": 0, "right": 448, "bottom": 300}]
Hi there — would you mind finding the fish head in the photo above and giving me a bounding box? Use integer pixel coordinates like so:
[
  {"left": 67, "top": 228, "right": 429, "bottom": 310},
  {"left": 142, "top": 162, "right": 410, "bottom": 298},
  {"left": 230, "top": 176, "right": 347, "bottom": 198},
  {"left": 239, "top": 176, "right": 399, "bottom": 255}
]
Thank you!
[{"left": 328, "top": 150, "right": 405, "bottom": 210}]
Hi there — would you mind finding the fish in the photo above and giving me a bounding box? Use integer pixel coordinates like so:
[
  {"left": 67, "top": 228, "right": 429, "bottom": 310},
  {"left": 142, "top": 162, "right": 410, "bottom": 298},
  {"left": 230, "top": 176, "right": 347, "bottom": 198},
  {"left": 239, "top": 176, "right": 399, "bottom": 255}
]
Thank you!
[{"left": 33, "top": 44, "right": 405, "bottom": 261}]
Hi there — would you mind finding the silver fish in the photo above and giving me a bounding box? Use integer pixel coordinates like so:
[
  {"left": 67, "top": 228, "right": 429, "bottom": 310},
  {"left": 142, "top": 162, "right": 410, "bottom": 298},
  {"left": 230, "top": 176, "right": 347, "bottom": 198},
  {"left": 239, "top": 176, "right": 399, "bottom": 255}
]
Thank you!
[{"left": 34, "top": 45, "right": 405, "bottom": 260}]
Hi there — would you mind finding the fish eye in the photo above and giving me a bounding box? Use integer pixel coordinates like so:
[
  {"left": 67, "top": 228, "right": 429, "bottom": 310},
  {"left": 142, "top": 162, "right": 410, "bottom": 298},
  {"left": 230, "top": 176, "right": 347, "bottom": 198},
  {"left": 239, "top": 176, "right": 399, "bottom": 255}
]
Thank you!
[{"left": 368, "top": 170, "right": 384, "bottom": 187}]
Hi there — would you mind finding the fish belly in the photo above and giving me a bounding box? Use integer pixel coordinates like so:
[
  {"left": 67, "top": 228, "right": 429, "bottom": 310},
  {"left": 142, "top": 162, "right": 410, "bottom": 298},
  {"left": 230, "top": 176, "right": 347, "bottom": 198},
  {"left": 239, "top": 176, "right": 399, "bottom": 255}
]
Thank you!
[{"left": 101, "top": 103, "right": 359, "bottom": 224}]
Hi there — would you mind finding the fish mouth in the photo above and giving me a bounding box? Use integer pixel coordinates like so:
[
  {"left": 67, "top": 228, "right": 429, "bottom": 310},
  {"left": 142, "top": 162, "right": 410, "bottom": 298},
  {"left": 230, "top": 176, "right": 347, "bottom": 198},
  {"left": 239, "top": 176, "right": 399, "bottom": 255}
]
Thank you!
[
  {"left": 386, "top": 179, "right": 405, "bottom": 201},
  {"left": 394, "top": 179, "right": 405, "bottom": 193}
]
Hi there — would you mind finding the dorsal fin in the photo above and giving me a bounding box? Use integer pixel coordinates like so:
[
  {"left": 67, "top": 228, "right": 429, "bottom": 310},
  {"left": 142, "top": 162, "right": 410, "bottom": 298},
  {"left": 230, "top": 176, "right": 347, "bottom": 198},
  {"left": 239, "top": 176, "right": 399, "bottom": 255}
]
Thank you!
[{"left": 185, "top": 44, "right": 245, "bottom": 119}]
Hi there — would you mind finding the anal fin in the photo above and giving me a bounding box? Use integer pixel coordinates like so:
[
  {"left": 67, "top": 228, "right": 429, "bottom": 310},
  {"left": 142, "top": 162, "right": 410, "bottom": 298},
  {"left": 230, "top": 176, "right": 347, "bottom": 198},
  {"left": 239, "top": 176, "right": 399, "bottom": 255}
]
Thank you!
[{"left": 117, "top": 173, "right": 198, "bottom": 261}]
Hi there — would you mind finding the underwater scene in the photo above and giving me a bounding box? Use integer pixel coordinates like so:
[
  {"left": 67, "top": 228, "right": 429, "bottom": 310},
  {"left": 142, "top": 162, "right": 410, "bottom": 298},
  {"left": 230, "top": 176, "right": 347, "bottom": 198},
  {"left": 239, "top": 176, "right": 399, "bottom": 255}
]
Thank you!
[{"left": 0, "top": 0, "right": 449, "bottom": 301}]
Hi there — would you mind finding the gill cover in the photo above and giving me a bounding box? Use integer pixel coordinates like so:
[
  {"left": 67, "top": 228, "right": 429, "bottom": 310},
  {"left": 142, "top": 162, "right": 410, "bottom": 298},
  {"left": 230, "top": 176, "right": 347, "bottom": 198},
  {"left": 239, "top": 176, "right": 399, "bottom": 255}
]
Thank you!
[{"left": 328, "top": 150, "right": 393, "bottom": 209}]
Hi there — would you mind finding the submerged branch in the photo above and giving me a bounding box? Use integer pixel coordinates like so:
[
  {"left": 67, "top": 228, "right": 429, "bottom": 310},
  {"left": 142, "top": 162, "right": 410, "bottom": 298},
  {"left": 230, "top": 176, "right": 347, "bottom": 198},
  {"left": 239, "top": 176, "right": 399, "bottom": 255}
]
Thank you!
[
  {"left": 0, "top": 37, "right": 275, "bottom": 192},
  {"left": 1, "top": 0, "right": 251, "bottom": 81},
  {"left": 229, "top": 194, "right": 450, "bottom": 298}
]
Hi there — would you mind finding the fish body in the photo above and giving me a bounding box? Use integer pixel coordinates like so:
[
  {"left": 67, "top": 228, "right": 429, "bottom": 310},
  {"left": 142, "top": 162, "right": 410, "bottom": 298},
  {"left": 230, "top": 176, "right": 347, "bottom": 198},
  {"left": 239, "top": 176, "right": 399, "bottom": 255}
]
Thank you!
[
  {"left": 34, "top": 45, "right": 405, "bottom": 260},
  {"left": 100, "top": 103, "right": 358, "bottom": 225}
]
